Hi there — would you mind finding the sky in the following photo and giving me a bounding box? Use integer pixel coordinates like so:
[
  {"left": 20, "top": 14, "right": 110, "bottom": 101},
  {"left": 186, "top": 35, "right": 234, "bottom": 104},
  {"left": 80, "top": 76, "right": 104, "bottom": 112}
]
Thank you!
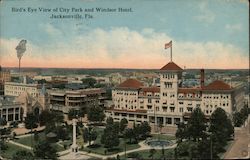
[{"left": 0, "top": 0, "right": 249, "bottom": 69}]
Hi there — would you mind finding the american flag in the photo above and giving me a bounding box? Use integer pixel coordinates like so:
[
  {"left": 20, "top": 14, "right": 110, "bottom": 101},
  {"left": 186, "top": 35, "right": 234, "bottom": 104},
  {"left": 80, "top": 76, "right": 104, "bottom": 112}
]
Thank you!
[{"left": 165, "top": 41, "right": 172, "bottom": 49}]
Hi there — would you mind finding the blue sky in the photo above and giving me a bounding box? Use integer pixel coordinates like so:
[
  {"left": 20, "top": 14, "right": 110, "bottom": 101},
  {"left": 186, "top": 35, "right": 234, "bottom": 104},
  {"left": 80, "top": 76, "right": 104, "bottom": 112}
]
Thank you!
[{"left": 0, "top": 0, "right": 249, "bottom": 69}]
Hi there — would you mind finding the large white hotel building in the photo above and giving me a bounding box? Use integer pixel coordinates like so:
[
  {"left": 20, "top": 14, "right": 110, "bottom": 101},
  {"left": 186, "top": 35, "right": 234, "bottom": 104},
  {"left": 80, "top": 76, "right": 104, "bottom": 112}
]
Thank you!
[{"left": 106, "top": 61, "right": 244, "bottom": 126}]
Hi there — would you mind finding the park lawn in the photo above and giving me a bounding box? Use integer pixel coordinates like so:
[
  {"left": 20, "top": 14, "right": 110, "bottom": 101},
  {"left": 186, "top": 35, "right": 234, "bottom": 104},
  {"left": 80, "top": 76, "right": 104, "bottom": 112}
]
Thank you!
[
  {"left": 151, "top": 134, "right": 176, "bottom": 141},
  {"left": 121, "top": 149, "right": 175, "bottom": 159},
  {"left": 13, "top": 132, "right": 64, "bottom": 152},
  {"left": 1, "top": 143, "right": 32, "bottom": 159},
  {"left": 83, "top": 138, "right": 140, "bottom": 155},
  {"left": 14, "top": 132, "right": 46, "bottom": 147},
  {"left": 81, "top": 127, "right": 140, "bottom": 155}
]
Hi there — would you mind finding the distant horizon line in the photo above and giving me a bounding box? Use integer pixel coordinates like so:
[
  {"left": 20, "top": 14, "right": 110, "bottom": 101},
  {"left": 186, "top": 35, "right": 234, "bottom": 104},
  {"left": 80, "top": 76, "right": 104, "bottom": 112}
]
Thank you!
[{"left": 1, "top": 66, "right": 249, "bottom": 70}]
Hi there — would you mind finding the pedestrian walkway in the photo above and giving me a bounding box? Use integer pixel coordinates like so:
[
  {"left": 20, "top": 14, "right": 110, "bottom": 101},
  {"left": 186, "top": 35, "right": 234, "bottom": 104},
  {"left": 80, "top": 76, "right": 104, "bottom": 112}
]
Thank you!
[
  {"left": 224, "top": 116, "right": 250, "bottom": 159},
  {"left": 59, "top": 139, "right": 177, "bottom": 160},
  {"left": 8, "top": 140, "right": 32, "bottom": 150}
]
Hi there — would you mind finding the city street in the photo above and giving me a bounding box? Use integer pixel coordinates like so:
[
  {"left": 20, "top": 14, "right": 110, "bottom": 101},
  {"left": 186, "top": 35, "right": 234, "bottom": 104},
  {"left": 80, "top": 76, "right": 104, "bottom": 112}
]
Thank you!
[{"left": 224, "top": 116, "right": 250, "bottom": 159}]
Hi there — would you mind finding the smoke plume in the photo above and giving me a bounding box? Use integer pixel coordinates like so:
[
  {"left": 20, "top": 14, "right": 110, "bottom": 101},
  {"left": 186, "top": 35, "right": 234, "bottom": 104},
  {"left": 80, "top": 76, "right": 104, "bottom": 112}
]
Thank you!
[{"left": 16, "top": 40, "right": 27, "bottom": 59}]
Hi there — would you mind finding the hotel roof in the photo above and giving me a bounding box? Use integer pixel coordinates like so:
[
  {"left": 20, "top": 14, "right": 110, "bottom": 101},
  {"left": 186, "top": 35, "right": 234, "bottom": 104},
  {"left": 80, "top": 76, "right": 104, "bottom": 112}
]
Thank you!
[
  {"left": 160, "top": 61, "right": 183, "bottom": 71},
  {"left": 203, "top": 80, "right": 232, "bottom": 90},
  {"left": 117, "top": 78, "right": 144, "bottom": 89},
  {"left": 141, "top": 86, "right": 160, "bottom": 93}
]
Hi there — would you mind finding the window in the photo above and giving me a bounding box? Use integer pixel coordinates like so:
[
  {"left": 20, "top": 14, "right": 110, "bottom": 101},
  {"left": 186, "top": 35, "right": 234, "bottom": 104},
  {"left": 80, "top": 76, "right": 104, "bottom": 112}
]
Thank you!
[
  {"left": 148, "top": 99, "right": 152, "bottom": 103},
  {"left": 156, "top": 107, "right": 159, "bottom": 111},
  {"left": 147, "top": 105, "right": 152, "bottom": 109},
  {"left": 170, "top": 107, "right": 175, "bottom": 112},
  {"left": 179, "top": 108, "right": 183, "bottom": 112},
  {"left": 187, "top": 107, "right": 193, "bottom": 112},
  {"left": 166, "top": 118, "right": 172, "bottom": 124}
]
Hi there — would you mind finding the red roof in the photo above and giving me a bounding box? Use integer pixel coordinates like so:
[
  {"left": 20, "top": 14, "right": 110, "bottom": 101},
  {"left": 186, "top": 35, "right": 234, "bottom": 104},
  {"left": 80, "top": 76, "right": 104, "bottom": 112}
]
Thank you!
[
  {"left": 160, "top": 61, "right": 183, "bottom": 71},
  {"left": 178, "top": 88, "right": 201, "bottom": 93},
  {"left": 141, "top": 86, "right": 160, "bottom": 93},
  {"left": 117, "top": 78, "right": 144, "bottom": 89},
  {"left": 203, "top": 80, "right": 232, "bottom": 90}
]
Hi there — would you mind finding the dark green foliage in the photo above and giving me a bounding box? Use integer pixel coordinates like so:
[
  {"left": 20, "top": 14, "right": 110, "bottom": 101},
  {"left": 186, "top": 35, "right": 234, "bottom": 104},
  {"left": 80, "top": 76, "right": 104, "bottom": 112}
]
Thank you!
[
  {"left": 87, "top": 106, "right": 105, "bottom": 123},
  {"left": 149, "top": 148, "right": 156, "bottom": 159},
  {"left": 83, "top": 127, "right": 98, "bottom": 146},
  {"left": 210, "top": 108, "right": 234, "bottom": 154},
  {"left": 119, "top": 118, "right": 128, "bottom": 133},
  {"left": 34, "top": 130, "right": 39, "bottom": 142},
  {"left": 12, "top": 150, "right": 34, "bottom": 160},
  {"left": 81, "top": 78, "right": 97, "bottom": 88},
  {"left": 187, "top": 107, "right": 207, "bottom": 141},
  {"left": 0, "top": 139, "right": 8, "bottom": 151},
  {"left": 176, "top": 107, "right": 234, "bottom": 159},
  {"left": 233, "top": 105, "right": 249, "bottom": 127},
  {"left": 39, "top": 110, "right": 64, "bottom": 127},
  {"left": 176, "top": 122, "right": 188, "bottom": 142},
  {"left": 124, "top": 128, "right": 134, "bottom": 144},
  {"left": 101, "top": 120, "right": 120, "bottom": 149},
  {"left": 24, "top": 113, "right": 38, "bottom": 129},
  {"left": 34, "top": 140, "right": 58, "bottom": 160}
]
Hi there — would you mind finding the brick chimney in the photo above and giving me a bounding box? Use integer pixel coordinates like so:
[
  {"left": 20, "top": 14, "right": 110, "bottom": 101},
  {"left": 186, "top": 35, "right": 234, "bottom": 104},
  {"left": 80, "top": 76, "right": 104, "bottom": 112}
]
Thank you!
[{"left": 200, "top": 69, "right": 205, "bottom": 88}]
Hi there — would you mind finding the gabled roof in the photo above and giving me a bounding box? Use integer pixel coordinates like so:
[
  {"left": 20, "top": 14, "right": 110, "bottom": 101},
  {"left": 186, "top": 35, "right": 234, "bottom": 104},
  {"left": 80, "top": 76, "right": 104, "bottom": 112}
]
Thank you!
[
  {"left": 141, "top": 86, "right": 160, "bottom": 93},
  {"left": 203, "top": 80, "right": 232, "bottom": 90},
  {"left": 160, "top": 61, "right": 183, "bottom": 71},
  {"left": 117, "top": 78, "right": 143, "bottom": 89}
]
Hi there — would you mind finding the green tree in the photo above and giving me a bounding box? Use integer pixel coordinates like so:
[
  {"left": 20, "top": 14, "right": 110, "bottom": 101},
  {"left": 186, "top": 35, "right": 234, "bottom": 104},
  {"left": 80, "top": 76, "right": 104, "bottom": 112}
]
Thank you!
[
  {"left": 83, "top": 127, "right": 98, "bottom": 146},
  {"left": 233, "top": 112, "right": 243, "bottom": 127},
  {"left": 187, "top": 107, "right": 207, "bottom": 141},
  {"left": 119, "top": 118, "right": 128, "bottom": 133},
  {"left": 34, "top": 140, "right": 58, "bottom": 160},
  {"left": 176, "top": 122, "right": 188, "bottom": 143},
  {"left": 39, "top": 110, "right": 52, "bottom": 126},
  {"left": 139, "top": 122, "right": 151, "bottom": 139},
  {"left": 24, "top": 113, "right": 38, "bottom": 129},
  {"left": 106, "top": 117, "right": 114, "bottom": 125},
  {"left": 87, "top": 106, "right": 105, "bottom": 123},
  {"left": 12, "top": 150, "right": 34, "bottom": 160},
  {"left": 68, "top": 109, "right": 78, "bottom": 120},
  {"left": 81, "top": 78, "right": 97, "bottom": 88},
  {"left": 101, "top": 123, "right": 120, "bottom": 150},
  {"left": 210, "top": 108, "right": 234, "bottom": 152},
  {"left": 124, "top": 128, "right": 134, "bottom": 144}
]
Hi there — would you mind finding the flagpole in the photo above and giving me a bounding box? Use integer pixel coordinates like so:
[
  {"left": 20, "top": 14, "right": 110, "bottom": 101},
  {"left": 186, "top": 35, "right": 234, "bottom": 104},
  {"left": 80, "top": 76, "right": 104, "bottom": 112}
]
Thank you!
[{"left": 170, "top": 44, "right": 172, "bottom": 62}]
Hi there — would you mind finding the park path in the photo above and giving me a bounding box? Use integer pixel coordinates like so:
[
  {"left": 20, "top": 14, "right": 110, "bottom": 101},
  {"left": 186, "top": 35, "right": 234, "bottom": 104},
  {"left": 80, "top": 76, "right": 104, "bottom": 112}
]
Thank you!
[
  {"left": 8, "top": 140, "right": 32, "bottom": 150},
  {"left": 224, "top": 115, "right": 250, "bottom": 159},
  {"left": 59, "top": 140, "right": 177, "bottom": 160}
]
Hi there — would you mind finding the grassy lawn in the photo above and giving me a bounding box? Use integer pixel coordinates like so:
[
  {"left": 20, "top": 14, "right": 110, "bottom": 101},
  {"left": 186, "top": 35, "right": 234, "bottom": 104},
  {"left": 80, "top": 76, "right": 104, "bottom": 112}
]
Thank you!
[
  {"left": 120, "top": 149, "right": 175, "bottom": 159},
  {"left": 1, "top": 143, "right": 32, "bottom": 159},
  {"left": 13, "top": 132, "right": 64, "bottom": 152},
  {"left": 81, "top": 128, "right": 140, "bottom": 155},
  {"left": 151, "top": 134, "right": 176, "bottom": 141},
  {"left": 14, "top": 132, "right": 45, "bottom": 147}
]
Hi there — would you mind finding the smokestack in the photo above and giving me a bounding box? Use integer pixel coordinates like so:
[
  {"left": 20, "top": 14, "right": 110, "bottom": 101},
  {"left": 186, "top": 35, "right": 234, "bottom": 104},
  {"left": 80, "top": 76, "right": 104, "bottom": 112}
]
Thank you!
[
  {"left": 16, "top": 40, "right": 27, "bottom": 73},
  {"left": 200, "top": 69, "right": 205, "bottom": 88}
]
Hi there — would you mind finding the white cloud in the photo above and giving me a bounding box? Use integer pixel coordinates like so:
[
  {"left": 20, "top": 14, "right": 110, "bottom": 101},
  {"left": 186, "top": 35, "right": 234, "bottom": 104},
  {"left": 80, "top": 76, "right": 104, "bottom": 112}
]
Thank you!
[
  {"left": 0, "top": 27, "right": 248, "bottom": 69},
  {"left": 194, "top": 1, "right": 215, "bottom": 23},
  {"left": 225, "top": 24, "right": 242, "bottom": 32},
  {"left": 40, "top": 23, "right": 62, "bottom": 37}
]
